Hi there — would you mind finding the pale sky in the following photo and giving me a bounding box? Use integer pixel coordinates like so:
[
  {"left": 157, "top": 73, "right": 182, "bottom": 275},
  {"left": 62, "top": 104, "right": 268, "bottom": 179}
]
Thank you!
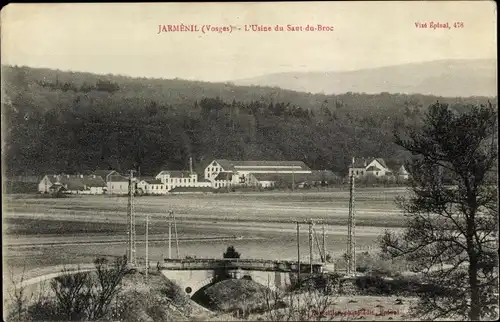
[{"left": 1, "top": 1, "right": 497, "bottom": 82}]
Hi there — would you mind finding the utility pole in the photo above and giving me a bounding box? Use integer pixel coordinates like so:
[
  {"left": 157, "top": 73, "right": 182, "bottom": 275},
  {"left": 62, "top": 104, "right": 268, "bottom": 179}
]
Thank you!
[
  {"left": 126, "top": 169, "right": 137, "bottom": 266},
  {"left": 296, "top": 221, "right": 300, "bottom": 283},
  {"left": 308, "top": 219, "right": 313, "bottom": 274},
  {"left": 173, "top": 210, "right": 180, "bottom": 258},
  {"left": 168, "top": 210, "right": 172, "bottom": 259},
  {"left": 145, "top": 214, "right": 149, "bottom": 279},
  {"left": 347, "top": 157, "right": 356, "bottom": 276},
  {"left": 322, "top": 220, "right": 326, "bottom": 263},
  {"left": 292, "top": 171, "right": 295, "bottom": 192}
]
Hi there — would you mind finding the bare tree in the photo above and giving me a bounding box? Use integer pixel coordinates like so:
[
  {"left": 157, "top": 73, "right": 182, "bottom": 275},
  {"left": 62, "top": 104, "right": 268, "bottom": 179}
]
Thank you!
[
  {"left": 51, "top": 267, "right": 92, "bottom": 320},
  {"left": 6, "top": 265, "right": 31, "bottom": 322},
  {"left": 47, "top": 256, "right": 130, "bottom": 321},
  {"left": 261, "top": 275, "right": 339, "bottom": 321},
  {"left": 86, "top": 255, "right": 130, "bottom": 320},
  {"left": 381, "top": 102, "right": 499, "bottom": 320}
]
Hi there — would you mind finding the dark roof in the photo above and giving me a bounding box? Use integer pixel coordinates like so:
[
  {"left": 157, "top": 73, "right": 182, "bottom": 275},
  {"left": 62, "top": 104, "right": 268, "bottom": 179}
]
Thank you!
[
  {"left": 145, "top": 179, "right": 163, "bottom": 184},
  {"left": 374, "top": 158, "right": 387, "bottom": 168},
  {"left": 49, "top": 183, "right": 67, "bottom": 191},
  {"left": 211, "top": 159, "right": 236, "bottom": 171},
  {"left": 214, "top": 172, "right": 234, "bottom": 181},
  {"left": 108, "top": 175, "right": 130, "bottom": 182},
  {"left": 82, "top": 176, "right": 106, "bottom": 187},
  {"left": 350, "top": 158, "right": 369, "bottom": 168},
  {"left": 93, "top": 170, "right": 118, "bottom": 180},
  {"left": 58, "top": 176, "right": 86, "bottom": 190}
]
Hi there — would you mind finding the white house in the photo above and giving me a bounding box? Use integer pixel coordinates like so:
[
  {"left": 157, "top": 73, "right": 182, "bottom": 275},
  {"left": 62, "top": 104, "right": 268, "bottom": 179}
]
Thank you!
[
  {"left": 395, "top": 164, "right": 410, "bottom": 180},
  {"left": 155, "top": 170, "right": 211, "bottom": 192},
  {"left": 348, "top": 158, "right": 409, "bottom": 180},
  {"left": 38, "top": 175, "right": 59, "bottom": 193},
  {"left": 107, "top": 175, "right": 133, "bottom": 195},
  {"left": 137, "top": 177, "right": 168, "bottom": 195},
  {"left": 204, "top": 159, "right": 312, "bottom": 188}
]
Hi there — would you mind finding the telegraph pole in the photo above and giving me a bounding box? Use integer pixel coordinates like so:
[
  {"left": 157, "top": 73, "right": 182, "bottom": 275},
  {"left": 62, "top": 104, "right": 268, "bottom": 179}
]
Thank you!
[
  {"left": 168, "top": 210, "right": 172, "bottom": 259},
  {"left": 145, "top": 214, "right": 149, "bottom": 279},
  {"left": 126, "top": 169, "right": 137, "bottom": 266},
  {"left": 347, "top": 157, "right": 356, "bottom": 276},
  {"left": 296, "top": 221, "right": 300, "bottom": 283},
  {"left": 322, "top": 220, "right": 326, "bottom": 263},
  {"left": 308, "top": 219, "right": 313, "bottom": 274},
  {"left": 173, "top": 210, "right": 180, "bottom": 258}
]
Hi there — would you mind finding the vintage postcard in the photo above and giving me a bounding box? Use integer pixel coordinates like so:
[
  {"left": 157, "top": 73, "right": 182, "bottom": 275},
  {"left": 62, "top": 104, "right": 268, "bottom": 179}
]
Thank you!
[{"left": 1, "top": 2, "right": 498, "bottom": 321}]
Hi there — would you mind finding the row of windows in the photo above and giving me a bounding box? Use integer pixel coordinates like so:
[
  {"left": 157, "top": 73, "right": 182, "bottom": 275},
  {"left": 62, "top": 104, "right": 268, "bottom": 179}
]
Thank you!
[
  {"left": 208, "top": 166, "right": 221, "bottom": 173},
  {"left": 167, "top": 178, "right": 194, "bottom": 184},
  {"left": 351, "top": 170, "right": 380, "bottom": 176}
]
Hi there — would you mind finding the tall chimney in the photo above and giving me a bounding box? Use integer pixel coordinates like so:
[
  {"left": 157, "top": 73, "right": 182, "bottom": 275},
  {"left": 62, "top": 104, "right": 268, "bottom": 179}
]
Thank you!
[{"left": 189, "top": 157, "right": 193, "bottom": 174}]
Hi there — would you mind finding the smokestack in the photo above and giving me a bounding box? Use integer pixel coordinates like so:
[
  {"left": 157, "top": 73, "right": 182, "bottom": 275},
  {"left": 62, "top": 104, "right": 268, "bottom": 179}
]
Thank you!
[
  {"left": 189, "top": 157, "right": 193, "bottom": 174},
  {"left": 352, "top": 157, "right": 355, "bottom": 165}
]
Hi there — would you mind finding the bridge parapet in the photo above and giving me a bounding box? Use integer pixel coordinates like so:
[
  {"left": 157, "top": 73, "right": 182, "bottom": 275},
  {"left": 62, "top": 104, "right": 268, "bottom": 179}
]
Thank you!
[{"left": 159, "top": 258, "right": 324, "bottom": 273}]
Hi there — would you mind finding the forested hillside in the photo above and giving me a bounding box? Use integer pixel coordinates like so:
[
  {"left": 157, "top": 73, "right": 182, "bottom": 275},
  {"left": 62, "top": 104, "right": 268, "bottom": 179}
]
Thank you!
[{"left": 2, "top": 65, "right": 496, "bottom": 176}]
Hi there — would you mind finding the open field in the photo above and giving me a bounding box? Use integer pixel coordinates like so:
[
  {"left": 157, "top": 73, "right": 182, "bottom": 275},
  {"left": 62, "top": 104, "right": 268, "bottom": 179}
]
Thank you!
[
  {"left": 3, "top": 188, "right": 408, "bottom": 230},
  {"left": 3, "top": 188, "right": 408, "bottom": 279}
]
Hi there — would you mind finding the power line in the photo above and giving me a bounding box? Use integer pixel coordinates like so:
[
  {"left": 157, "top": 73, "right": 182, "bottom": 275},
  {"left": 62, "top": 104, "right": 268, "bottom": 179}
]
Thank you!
[
  {"left": 126, "top": 169, "right": 137, "bottom": 266},
  {"left": 347, "top": 157, "right": 356, "bottom": 276}
]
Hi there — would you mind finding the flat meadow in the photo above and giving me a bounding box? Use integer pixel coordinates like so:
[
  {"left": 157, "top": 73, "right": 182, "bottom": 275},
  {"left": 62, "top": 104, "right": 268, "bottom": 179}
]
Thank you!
[{"left": 3, "top": 188, "right": 410, "bottom": 280}]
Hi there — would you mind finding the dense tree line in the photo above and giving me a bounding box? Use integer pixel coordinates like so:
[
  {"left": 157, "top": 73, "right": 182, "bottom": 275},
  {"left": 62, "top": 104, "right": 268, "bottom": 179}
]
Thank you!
[{"left": 2, "top": 65, "right": 496, "bottom": 177}]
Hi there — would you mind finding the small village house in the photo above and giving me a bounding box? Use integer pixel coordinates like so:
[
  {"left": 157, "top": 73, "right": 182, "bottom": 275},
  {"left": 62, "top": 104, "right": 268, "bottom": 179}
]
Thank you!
[
  {"left": 137, "top": 177, "right": 168, "bottom": 195},
  {"left": 38, "top": 174, "right": 106, "bottom": 194},
  {"left": 107, "top": 175, "right": 133, "bottom": 195},
  {"left": 348, "top": 157, "right": 409, "bottom": 181}
]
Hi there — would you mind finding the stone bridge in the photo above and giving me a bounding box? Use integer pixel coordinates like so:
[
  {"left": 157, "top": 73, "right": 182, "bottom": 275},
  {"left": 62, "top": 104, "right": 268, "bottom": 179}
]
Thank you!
[{"left": 158, "top": 258, "right": 325, "bottom": 297}]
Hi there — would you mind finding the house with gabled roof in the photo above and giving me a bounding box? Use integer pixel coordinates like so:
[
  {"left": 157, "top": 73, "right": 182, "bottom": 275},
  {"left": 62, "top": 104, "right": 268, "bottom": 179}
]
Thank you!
[
  {"left": 348, "top": 157, "right": 409, "bottom": 180},
  {"left": 107, "top": 175, "right": 133, "bottom": 195},
  {"left": 39, "top": 175, "right": 60, "bottom": 193}
]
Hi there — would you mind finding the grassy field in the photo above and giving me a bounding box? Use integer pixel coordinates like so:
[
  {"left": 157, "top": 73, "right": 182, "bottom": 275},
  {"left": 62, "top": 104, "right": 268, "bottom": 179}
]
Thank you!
[
  {"left": 3, "top": 188, "right": 408, "bottom": 233},
  {"left": 3, "top": 188, "right": 409, "bottom": 279}
]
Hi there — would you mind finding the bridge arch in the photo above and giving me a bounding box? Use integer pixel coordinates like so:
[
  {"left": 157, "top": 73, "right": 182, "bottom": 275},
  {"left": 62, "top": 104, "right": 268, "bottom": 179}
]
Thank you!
[{"left": 173, "top": 272, "right": 281, "bottom": 298}]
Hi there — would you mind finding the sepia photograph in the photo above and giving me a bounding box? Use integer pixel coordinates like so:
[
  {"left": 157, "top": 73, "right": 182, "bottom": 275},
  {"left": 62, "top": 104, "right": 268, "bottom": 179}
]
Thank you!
[{"left": 1, "top": 1, "right": 498, "bottom": 321}]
